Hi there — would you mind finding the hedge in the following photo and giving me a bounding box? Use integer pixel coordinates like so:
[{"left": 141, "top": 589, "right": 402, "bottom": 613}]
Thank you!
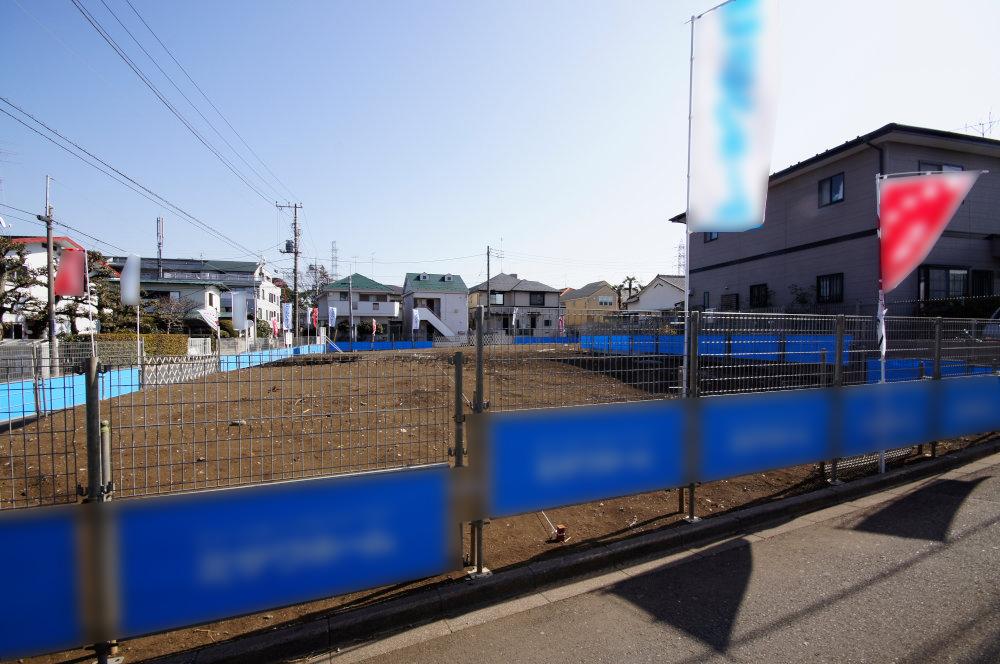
[{"left": 95, "top": 333, "right": 189, "bottom": 357}]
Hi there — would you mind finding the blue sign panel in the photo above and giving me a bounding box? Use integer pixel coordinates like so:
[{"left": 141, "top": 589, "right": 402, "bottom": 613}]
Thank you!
[
  {"left": 937, "top": 375, "right": 1000, "bottom": 439},
  {"left": 699, "top": 389, "right": 831, "bottom": 481},
  {"left": 0, "top": 506, "right": 83, "bottom": 660},
  {"left": 840, "top": 380, "right": 935, "bottom": 457},
  {"left": 115, "top": 464, "right": 453, "bottom": 639},
  {"left": 486, "top": 401, "right": 686, "bottom": 518}
]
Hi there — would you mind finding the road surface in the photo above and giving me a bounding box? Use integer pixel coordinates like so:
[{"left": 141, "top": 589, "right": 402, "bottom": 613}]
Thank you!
[{"left": 314, "top": 453, "right": 1000, "bottom": 664}]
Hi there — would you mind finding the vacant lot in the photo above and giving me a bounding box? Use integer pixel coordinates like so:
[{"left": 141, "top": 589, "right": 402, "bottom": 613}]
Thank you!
[{"left": 1, "top": 345, "right": 657, "bottom": 507}]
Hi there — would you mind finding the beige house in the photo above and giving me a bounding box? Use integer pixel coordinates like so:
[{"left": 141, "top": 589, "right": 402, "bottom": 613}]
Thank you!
[{"left": 561, "top": 280, "right": 618, "bottom": 327}]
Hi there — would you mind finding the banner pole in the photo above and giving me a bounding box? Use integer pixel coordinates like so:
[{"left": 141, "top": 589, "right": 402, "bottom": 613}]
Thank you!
[
  {"left": 681, "top": 14, "right": 695, "bottom": 399},
  {"left": 875, "top": 172, "right": 887, "bottom": 473}
]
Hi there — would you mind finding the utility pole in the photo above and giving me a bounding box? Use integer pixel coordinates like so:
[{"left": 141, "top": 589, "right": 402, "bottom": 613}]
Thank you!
[
  {"left": 36, "top": 176, "right": 58, "bottom": 373},
  {"left": 348, "top": 273, "right": 354, "bottom": 342},
  {"left": 156, "top": 216, "right": 164, "bottom": 279},
  {"left": 484, "top": 245, "right": 486, "bottom": 332},
  {"left": 276, "top": 202, "right": 302, "bottom": 338}
]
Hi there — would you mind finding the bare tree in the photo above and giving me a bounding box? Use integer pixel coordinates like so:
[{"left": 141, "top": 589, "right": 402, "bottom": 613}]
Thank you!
[{"left": 151, "top": 297, "right": 193, "bottom": 334}]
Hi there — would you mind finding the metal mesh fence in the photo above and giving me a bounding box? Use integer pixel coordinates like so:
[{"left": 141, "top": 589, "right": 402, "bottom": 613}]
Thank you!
[
  {"left": 1, "top": 310, "right": 997, "bottom": 510},
  {"left": 107, "top": 350, "right": 453, "bottom": 499}
]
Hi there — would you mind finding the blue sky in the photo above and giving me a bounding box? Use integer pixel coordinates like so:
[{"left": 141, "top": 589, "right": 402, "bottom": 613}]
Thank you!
[{"left": 2, "top": 0, "right": 998, "bottom": 288}]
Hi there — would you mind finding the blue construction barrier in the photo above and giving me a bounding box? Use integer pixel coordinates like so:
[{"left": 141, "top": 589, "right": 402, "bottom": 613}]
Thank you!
[
  {"left": 3, "top": 374, "right": 999, "bottom": 659},
  {"left": 484, "top": 374, "right": 1000, "bottom": 518},
  {"left": 513, "top": 336, "right": 575, "bottom": 345},
  {"left": 865, "top": 358, "right": 993, "bottom": 383},
  {"left": 328, "top": 341, "right": 434, "bottom": 352},
  {"left": 579, "top": 333, "right": 854, "bottom": 365}
]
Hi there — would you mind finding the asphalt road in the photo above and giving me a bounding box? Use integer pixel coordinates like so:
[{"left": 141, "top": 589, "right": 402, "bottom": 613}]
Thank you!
[{"left": 320, "top": 455, "right": 1000, "bottom": 664}]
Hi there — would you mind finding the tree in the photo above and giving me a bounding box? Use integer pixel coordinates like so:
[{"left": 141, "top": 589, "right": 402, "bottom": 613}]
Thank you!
[
  {"left": 0, "top": 236, "right": 46, "bottom": 337},
  {"left": 256, "top": 319, "right": 272, "bottom": 339},
  {"left": 784, "top": 284, "right": 816, "bottom": 314},
  {"left": 612, "top": 276, "right": 643, "bottom": 309},
  {"left": 151, "top": 297, "right": 193, "bottom": 334}
]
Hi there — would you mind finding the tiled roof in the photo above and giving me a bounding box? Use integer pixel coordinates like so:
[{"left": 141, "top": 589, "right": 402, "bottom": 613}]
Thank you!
[
  {"left": 561, "top": 280, "right": 611, "bottom": 301},
  {"left": 469, "top": 273, "right": 557, "bottom": 293},
  {"left": 404, "top": 272, "right": 468, "bottom": 294},
  {"left": 323, "top": 273, "right": 393, "bottom": 293}
]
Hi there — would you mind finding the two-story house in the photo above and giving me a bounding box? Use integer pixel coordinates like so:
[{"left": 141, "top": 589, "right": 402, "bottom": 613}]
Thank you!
[
  {"left": 623, "top": 274, "right": 685, "bottom": 313},
  {"left": 107, "top": 257, "right": 282, "bottom": 333},
  {"left": 402, "top": 272, "right": 468, "bottom": 341},
  {"left": 468, "top": 273, "right": 562, "bottom": 336},
  {"left": 671, "top": 124, "right": 1000, "bottom": 315},
  {"left": 316, "top": 273, "right": 402, "bottom": 339},
  {"left": 1, "top": 235, "right": 99, "bottom": 338},
  {"left": 138, "top": 277, "right": 223, "bottom": 333},
  {"left": 562, "top": 280, "right": 618, "bottom": 327}
]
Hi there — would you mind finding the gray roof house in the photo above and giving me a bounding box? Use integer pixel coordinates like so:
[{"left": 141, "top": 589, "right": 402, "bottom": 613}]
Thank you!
[{"left": 468, "top": 273, "right": 562, "bottom": 336}]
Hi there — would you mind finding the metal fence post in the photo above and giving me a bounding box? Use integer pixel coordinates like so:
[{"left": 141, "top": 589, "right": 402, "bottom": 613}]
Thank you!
[
  {"left": 470, "top": 306, "right": 488, "bottom": 576},
  {"left": 930, "top": 317, "right": 942, "bottom": 458},
  {"left": 452, "top": 351, "right": 465, "bottom": 467},
  {"left": 829, "top": 315, "right": 845, "bottom": 484},
  {"left": 684, "top": 311, "right": 701, "bottom": 523},
  {"left": 85, "top": 357, "right": 103, "bottom": 503}
]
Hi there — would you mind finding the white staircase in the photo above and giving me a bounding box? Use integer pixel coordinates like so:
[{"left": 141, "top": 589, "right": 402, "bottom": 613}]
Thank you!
[{"left": 416, "top": 307, "right": 456, "bottom": 337}]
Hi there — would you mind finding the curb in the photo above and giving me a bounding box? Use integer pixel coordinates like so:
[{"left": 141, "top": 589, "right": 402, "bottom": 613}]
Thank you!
[{"left": 148, "top": 438, "right": 1000, "bottom": 664}]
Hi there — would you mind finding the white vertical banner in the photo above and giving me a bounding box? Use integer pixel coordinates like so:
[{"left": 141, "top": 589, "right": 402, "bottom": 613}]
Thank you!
[
  {"left": 231, "top": 290, "right": 248, "bottom": 331},
  {"left": 688, "top": 0, "right": 780, "bottom": 233},
  {"left": 328, "top": 306, "right": 337, "bottom": 326},
  {"left": 120, "top": 254, "right": 141, "bottom": 306},
  {"left": 412, "top": 308, "right": 420, "bottom": 330},
  {"left": 282, "top": 302, "right": 292, "bottom": 331}
]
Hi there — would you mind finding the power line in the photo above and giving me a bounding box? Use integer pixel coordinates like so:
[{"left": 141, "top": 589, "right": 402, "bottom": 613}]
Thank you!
[
  {"left": 122, "top": 0, "right": 298, "bottom": 201},
  {"left": 0, "top": 96, "right": 257, "bottom": 256},
  {"left": 97, "top": 0, "right": 287, "bottom": 202},
  {"left": 70, "top": 0, "right": 275, "bottom": 206}
]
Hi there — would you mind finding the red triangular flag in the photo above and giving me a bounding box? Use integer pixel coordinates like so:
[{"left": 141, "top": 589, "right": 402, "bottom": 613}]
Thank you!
[
  {"left": 879, "top": 171, "right": 980, "bottom": 293},
  {"left": 53, "top": 247, "right": 87, "bottom": 297}
]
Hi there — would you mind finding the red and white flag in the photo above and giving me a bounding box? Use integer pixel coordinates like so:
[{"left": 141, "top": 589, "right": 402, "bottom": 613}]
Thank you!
[
  {"left": 271, "top": 317, "right": 279, "bottom": 338},
  {"left": 878, "top": 171, "right": 981, "bottom": 293},
  {"left": 53, "top": 247, "right": 87, "bottom": 297}
]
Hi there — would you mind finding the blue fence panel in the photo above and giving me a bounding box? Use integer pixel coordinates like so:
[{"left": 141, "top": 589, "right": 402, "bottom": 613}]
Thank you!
[
  {"left": 100, "top": 368, "right": 140, "bottom": 400},
  {"left": 657, "top": 335, "right": 685, "bottom": 356},
  {"left": 0, "top": 506, "right": 83, "bottom": 660},
  {"left": 0, "top": 378, "right": 37, "bottom": 422},
  {"left": 937, "top": 375, "right": 1000, "bottom": 439},
  {"left": 840, "top": 380, "right": 935, "bottom": 457},
  {"left": 485, "top": 401, "right": 686, "bottom": 518},
  {"left": 699, "top": 389, "right": 831, "bottom": 481},
  {"left": 41, "top": 373, "right": 86, "bottom": 412},
  {"left": 730, "top": 334, "right": 780, "bottom": 361},
  {"left": 632, "top": 335, "right": 656, "bottom": 354},
  {"left": 115, "top": 464, "right": 453, "bottom": 639},
  {"left": 784, "top": 335, "right": 849, "bottom": 364},
  {"left": 698, "top": 335, "right": 728, "bottom": 357}
]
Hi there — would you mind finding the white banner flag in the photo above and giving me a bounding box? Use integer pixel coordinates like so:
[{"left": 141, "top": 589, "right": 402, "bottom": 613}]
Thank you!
[
  {"left": 328, "top": 306, "right": 336, "bottom": 326},
  {"left": 120, "top": 254, "right": 141, "bottom": 306},
  {"left": 282, "top": 302, "right": 292, "bottom": 331},
  {"left": 231, "top": 290, "right": 248, "bottom": 331},
  {"left": 412, "top": 308, "right": 420, "bottom": 330},
  {"left": 196, "top": 306, "right": 219, "bottom": 332},
  {"left": 688, "top": 0, "right": 779, "bottom": 233}
]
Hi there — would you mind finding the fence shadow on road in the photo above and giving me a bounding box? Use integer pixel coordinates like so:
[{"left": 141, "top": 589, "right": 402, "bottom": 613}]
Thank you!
[{"left": 852, "top": 477, "right": 987, "bottom": 542}]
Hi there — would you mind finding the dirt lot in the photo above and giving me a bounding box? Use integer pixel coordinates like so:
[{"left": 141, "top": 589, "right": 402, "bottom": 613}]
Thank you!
[{"left": 1, "top": 345, "right": 658, "bottom": 507}]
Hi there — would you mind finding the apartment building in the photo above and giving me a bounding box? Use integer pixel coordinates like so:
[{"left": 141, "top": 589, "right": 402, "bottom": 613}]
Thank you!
[
  {"left": 671, "top": 124, "right": 1000, "bottom": 314},
  {"left": 402, "top": 272, "right": 468, "bottom": 341}
]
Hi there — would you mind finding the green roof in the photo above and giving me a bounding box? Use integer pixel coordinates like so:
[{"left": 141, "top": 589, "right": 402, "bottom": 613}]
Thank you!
[
  {"left": 404, "top": 272, "right": 468, "bottom": 294},
  {"left": 323, "top": 273, "right": 392, "bottom": 293}
]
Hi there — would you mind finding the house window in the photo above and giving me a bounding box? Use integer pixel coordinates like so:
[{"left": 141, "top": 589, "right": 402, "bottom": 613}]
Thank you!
[
  {"left": 529, "top": 292, "right": 545, "bottom": 306},
  {"left": 749, "top": 283, "right": 769, "bottom": 308},
  {"left": 372, "top": 302, "right": 380, "bottom": 311},
  {"left": 818, "top": 173, "right": 845, "bottom": 207},
  {"left": 919, "top": 266, "right": 969, "bottom": 300},
  {"left": 169, "top": 291, "right": 181, "bottom": 302},
  {"left": 704, "top": 232, "right": 719, "bottom": 242},
  {"left": 339, "top": 292, "right": 348, "bottom": 301},
  {"left": 489, "top": 292, "right": 503, "bottom": 305},
  {"left": 918, "top": 161, "right": 963, "bottom": 173},
  {"left": 720, "top": 293, "right": 739, "bottom": 311},
  {"left": 972, "top": 270, "right": 994, "bottom": 297},
  {"left": 597, "top": 295, "right": 613, "bottom": 306},
  {"left": 816, "top": 273, "right": 844, "bottom": 303},
  {"left": 207, "top": 292, "right": 215, "bottom": 307},
  {"left": 702, "top": 291, "right": 710, "bottom": 309},
  {"left": 544, "top": 319, "right": 552, "bottom": 327},
  {"left": 360, "top": 294, "right": 370, "bottom": 302}
]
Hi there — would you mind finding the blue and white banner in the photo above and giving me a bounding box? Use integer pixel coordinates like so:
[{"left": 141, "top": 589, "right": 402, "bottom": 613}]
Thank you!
[
  {"left": 328, "top": 306, "right": 337, "bottom": 325},
  {"left": 687, "top": 0, "right": 779, "bottom": 233},
  {"left": 282, "top": 303, "right": 292, "bottom": 331}
]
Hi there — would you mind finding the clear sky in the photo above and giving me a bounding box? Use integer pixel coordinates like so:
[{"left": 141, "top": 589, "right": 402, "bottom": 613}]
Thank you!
[{"left": 1, "top": 0, "right": 998, "bottom": 289}]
